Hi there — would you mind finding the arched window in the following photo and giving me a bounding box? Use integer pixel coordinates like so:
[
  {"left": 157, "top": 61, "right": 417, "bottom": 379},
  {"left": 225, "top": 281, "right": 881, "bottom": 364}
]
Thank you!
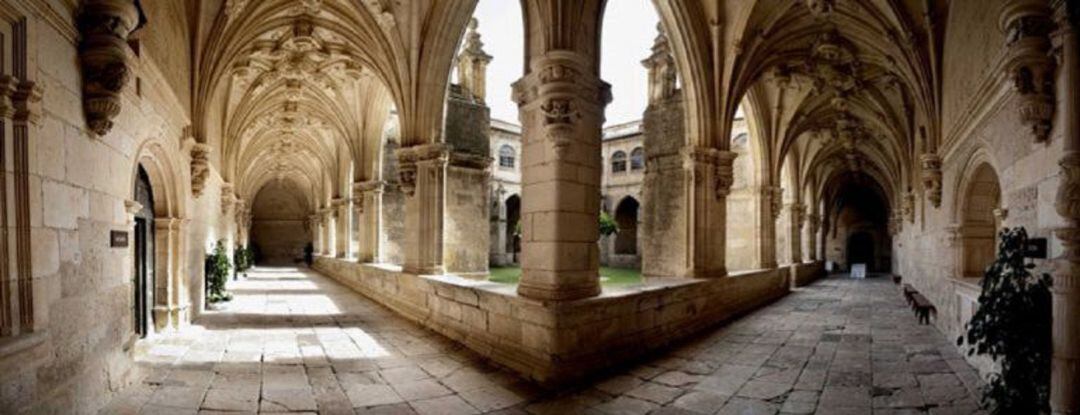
[
  {"left": 732, "top": 133, "right": 749, "bottom": 147},
  {"left": 498, "top": 145, "right": 515, "bottom": 168},
  {"left": 611, "top": 151, "right": 627, "bottom": 173},
  {"left": 630, "top": 147, "right": 644, "bottom": 170}
]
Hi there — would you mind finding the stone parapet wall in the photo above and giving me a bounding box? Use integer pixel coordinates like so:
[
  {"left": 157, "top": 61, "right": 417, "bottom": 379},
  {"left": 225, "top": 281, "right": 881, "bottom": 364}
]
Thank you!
[
  {"left": 314, "top": 257, "right": 789, "bottom": 383},
  {"left": 790, "top": 261, "right": 826, "bottom": 287}
]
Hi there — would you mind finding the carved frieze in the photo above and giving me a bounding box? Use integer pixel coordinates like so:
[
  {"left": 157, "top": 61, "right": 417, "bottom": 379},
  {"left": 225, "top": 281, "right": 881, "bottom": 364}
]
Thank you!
[{"left": 77, "top": 0, "right": 145, "bottom": 136}]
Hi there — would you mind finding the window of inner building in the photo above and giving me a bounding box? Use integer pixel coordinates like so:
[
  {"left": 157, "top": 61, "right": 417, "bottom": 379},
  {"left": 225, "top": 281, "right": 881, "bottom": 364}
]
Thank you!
[
  {"left": 630, "top": 147, "right": 644, "bottom": 170},
  {"left": 498, "top": 145, "right": 515, "bottom": 168},
  {"left": 612, "top": 151, "right": 627, "bottom": 173}
]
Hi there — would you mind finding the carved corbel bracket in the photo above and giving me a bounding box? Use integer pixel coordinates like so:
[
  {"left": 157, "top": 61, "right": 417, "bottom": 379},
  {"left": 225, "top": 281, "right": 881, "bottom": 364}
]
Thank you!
[
  {"left": 920, "top": 153, "right": 943, "bottom": 208},
  {"left": 1001, "top": 0, "right": 1057, "bottom": 142},
  {"left": 77, "top": 0, "right": 145, "bottom": 136},
  {"left": 790, "top": 204, "right": 806, "bottom": 228},
  {"left": 190, "top": 143, "right": 211, "bottom": 198},
  {"left": 0, "top": 76, "right": 18, "bottom": 119}
]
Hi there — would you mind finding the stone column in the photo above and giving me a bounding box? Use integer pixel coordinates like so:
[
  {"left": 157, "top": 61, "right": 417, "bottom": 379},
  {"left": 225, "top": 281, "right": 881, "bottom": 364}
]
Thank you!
[
  {"left": 333, "top": 198, "right": 353, "bottom": 259},
  {"left": 758, "top": 186, "right": 780, "bottom": 269},
  {"left": 491, "top": 196, "right": 508, "bottom": 265},
  {"left": 153, "top": 217, "right": 188, "bottom": 331},
  {"left": 309, "top": 214, "right": 321, "bottom": 254},
  {"left": 397, "top": 144, "right": 448, "bottom": 275},
  {"left": 806, "top": 213, "right": 820, "bottom": 261},
  {"left": 320, "top": 209, "right": 335, "bottom": 257},
  {"left": 789, "top": 204, "right": 804, "bottom": 264},
  {"left": 1052, "top": 3, "right": 1080, "bottom": 412},
  {"left": 354, "top": 181, "right": 385, "bottom": 263},
  {"left": 511, "top": 50, "right": 610, "bottom": 300}
]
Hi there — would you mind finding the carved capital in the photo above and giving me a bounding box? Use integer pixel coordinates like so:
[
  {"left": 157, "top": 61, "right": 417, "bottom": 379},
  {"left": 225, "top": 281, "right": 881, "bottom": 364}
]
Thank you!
[
  {"left": 714, "top": 151, "right": 737, "bottom": 198},
  {"left": 395, "top": 143, "right": 448, "bottom": 197},
  {"left": 77, "top": 0, "right": 144, "bottom": 136},
  {"left": 920, "top": 153, "right": 943, "bottom": 208},
  {"left": 13, "top": 81, "right": 43, "bottom": 125}
]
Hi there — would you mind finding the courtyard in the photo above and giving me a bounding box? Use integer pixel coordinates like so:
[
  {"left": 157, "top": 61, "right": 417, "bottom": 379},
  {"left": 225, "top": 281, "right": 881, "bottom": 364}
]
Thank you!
[{"left": 101, "top": 267, "right": 983, "bottom": 414}]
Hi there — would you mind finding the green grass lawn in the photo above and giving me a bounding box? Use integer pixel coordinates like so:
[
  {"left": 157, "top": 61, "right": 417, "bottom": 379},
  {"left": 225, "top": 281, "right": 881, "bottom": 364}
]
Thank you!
[{"left": 488, "top": 266, "right": 642, "bottom": 285}]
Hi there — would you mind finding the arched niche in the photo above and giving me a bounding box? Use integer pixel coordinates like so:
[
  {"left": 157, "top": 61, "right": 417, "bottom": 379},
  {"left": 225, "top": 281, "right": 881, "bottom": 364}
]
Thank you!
[
  {"left": 614, "top": 197, "right": 640, "bottom": 255},
  {"left": 958, "top": 163, "right": 1002, "bottom": 278}
]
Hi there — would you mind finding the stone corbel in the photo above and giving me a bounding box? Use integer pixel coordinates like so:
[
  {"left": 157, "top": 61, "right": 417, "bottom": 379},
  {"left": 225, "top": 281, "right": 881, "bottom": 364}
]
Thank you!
[
  {"left": 77, "top": 0, "right": 145, "bottom": 136},
  {"left": 190, "top": 143, "right": 211, "bottom": 198},
  {"left": 920, "top": 153, "right": 943, "bottom": 208},
  {"left": 1001, "top": 0, "right": 1057, "bottom": 142}
]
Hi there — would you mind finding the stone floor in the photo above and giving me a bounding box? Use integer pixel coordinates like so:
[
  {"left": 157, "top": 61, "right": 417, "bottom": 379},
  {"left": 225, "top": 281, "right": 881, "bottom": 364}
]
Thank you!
[{"left": 100, "top": 267, "right": 985, "bottom": 415}]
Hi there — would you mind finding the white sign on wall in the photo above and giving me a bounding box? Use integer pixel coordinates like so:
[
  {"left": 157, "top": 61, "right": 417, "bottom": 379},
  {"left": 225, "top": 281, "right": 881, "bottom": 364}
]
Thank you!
[{"left": 851, "top": 264, "right": 867, "bottom": 279}]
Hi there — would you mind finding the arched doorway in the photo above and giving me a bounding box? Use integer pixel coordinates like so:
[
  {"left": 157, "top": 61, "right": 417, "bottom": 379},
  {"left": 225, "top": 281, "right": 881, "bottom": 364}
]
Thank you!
[
  {"left": 505, "top": 195, "right": 521, "bottom": 263},
  {"left": 615, "top": 197, "right": 640, "bottom": 255},
  {"left": 846, "top": 231, "right": 874, "bottom": 271},
  {"left": 132, "top": 166, "right": 155, "bottom": 338},
  {"left": 960, "top": 163, "right": 1002, "bottom": 278}
]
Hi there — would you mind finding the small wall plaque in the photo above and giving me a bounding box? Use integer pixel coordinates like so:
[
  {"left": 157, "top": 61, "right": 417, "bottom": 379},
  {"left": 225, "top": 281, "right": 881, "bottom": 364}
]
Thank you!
[
  {"left": 1025, "top": 238, "right": 1048, "bottom": 259},
  {"left": 110, "top": 230, "right": 129, "bottom": 248}
]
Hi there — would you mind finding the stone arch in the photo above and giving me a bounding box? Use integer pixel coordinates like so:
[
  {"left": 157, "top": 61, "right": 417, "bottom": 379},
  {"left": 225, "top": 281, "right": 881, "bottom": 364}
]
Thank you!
[
  {"left": 131, "top": 138, "right": 189, "bottom": 332},
  {"left": 614, "top": 196, "right": 640, "bottom": 255},
  {"left": 955, "top": 159, "right": 1002, "bottom": 278}
]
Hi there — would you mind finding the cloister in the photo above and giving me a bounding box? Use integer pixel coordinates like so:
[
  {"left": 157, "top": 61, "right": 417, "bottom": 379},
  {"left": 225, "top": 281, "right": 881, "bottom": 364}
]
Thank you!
[{"left": 0, "top": 0, "right": 1078, "bottom": 414}]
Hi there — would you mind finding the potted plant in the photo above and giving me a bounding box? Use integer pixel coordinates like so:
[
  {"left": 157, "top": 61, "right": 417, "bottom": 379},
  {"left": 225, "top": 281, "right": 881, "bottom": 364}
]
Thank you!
[
  {"left": 205, "top": 240, "right": 233, "bottom": 304},
  {"left": 233, "top": 245, "right": 253, "bottom": 279},
  {"left": 957, "top": 227, "right": 1051, "bottom": 414}
]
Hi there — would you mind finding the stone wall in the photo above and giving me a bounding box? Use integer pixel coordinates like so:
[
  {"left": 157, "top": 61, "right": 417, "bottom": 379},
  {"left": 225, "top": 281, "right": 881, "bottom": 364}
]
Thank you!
[
  {"left": 0, "top": 3, "right": 233, "bottom": 413},
  {"left": 314, "top": 256, "right": 791, "bottom": 383}
]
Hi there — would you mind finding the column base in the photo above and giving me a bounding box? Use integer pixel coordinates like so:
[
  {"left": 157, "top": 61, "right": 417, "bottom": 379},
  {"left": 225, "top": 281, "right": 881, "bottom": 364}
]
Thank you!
[{"left": 517, "top": 278, "right": 601, "bottom": 302}]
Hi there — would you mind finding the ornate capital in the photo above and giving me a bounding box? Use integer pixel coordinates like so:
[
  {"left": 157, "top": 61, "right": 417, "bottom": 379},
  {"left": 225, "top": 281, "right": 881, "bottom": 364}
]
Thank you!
[
  {"left": 13, "top": 81, "right": 43, "bottom": 125},
  {"left": 77, "top": 0, "right": 145, "bottom": 136},
  {"left": 790, "top": 204, "right": 806, "bottom": 228},
  {"left": 920, "top": 153, "right": 943, "bottom": 208},
  {"left": 395, "top": 143, "right": 448, "bottom": 197}
]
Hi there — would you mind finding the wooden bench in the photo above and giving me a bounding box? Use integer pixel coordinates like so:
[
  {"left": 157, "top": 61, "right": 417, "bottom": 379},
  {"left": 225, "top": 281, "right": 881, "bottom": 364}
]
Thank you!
[
  {"left": 902, "top": 284, "right": 916, "bottom": 305},
  {"left": 910, "top": 293, "right": 936, "bottom": 324}
]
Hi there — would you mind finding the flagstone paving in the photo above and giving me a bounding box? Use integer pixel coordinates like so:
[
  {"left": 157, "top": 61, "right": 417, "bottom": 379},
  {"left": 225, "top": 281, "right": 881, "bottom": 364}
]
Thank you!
[{"left": 101, "top": 267, "right": 985, "bottom": 414}]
